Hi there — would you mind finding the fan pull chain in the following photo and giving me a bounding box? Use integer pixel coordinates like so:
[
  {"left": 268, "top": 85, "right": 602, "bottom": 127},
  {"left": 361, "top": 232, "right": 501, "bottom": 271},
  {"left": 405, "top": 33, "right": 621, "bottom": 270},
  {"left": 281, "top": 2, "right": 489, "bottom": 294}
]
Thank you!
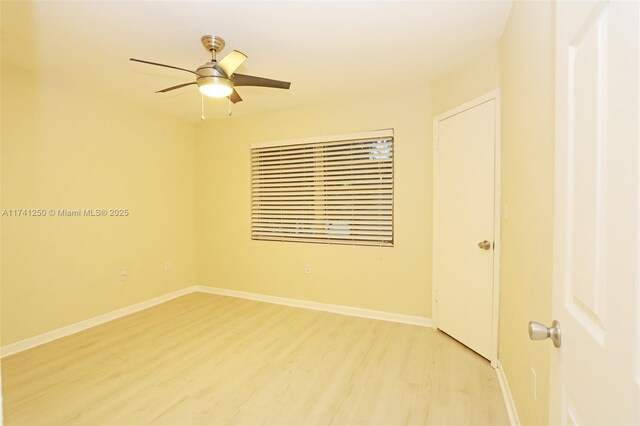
[
  {"left": 201, "top": 93, "right": 205, "bottom": 121},
  {"left": 228, "top": 97, "right": 232, "bottom": 116}
]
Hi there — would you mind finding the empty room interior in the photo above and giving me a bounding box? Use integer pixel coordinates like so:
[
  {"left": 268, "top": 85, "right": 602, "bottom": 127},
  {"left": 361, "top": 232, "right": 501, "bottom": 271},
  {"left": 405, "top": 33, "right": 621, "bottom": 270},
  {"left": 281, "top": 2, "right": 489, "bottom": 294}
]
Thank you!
[{"left": 1, "top": 1, "right": 639, "bottom": 425}]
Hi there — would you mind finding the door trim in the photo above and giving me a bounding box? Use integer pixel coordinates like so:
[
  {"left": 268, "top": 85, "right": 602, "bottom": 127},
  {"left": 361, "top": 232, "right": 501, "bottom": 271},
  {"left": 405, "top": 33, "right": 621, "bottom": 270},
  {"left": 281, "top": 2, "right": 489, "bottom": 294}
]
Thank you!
[
  {"left": 496, "top": 360, "right": 521, "bottom": 425},
  {"left": 432, "top": 89, "right": 501, "bottom": 366}
]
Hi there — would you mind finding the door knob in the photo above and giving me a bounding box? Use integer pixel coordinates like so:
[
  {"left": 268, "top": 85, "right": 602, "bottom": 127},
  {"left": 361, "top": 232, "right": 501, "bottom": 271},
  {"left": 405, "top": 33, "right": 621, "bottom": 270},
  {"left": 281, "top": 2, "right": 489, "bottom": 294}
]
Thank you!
[
  {"left": 478, "top": 240, "right": 492, "bottom": 250},
  {"left": 528, "top": 320, "right": 561, "bottom": 348}
]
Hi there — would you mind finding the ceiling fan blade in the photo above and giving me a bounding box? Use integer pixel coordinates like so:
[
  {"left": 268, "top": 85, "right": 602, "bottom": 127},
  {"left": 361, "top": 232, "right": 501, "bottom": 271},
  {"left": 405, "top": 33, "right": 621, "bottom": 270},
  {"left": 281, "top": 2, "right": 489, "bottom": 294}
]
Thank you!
[
  {"left": 130, "top": 58, "right": 199, "bottom": 75},
  {"left": 156, "top": 82, "right": 197, "bottom": 93},
  {"left": 215, "top": 50, "right": 248, "bottom": 77},
  {"left": 233, "top": 74, "right": 291, "bottom": 89},
  {"left": 229, "top": 89, "right": 243, "bottom": 104}
]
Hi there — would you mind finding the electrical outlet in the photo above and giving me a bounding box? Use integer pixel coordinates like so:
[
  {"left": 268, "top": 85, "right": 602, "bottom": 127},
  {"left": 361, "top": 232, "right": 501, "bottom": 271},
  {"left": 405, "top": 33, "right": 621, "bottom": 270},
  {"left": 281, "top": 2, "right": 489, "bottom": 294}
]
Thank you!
[
  {"left": 120, "top": 270, "right": 128, "bottom": 281},
  {"left": 304, "top": 264, "right": 312, "bottom": 274},
  {"left": 531, "top": 367, "right": 537, "bottom": 400},
  {"left": 164, "top": 261, "right": 172, "bottom": 271}
]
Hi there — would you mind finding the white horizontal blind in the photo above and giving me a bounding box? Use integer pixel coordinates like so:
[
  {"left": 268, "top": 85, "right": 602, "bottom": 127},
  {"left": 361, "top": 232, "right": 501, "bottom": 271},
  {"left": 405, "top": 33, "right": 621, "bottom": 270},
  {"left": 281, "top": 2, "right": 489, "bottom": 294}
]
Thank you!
[{"left": 251, "top": 132, "right": 394, "bottom": 246}]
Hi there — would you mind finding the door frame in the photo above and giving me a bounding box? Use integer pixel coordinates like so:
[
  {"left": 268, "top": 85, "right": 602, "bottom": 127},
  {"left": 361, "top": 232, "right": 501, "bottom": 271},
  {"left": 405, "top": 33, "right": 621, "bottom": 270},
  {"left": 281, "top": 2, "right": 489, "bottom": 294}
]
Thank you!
[{"left": 432, "top": 89, "right": 501, "bottom": 366}]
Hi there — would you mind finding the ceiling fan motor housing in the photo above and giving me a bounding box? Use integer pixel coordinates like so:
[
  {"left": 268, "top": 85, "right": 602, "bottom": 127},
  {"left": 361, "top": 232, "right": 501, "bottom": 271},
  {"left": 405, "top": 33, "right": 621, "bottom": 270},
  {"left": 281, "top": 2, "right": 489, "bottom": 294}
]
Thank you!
[{"left": 197, "top": 61, "right": 232, "bottom": 80}]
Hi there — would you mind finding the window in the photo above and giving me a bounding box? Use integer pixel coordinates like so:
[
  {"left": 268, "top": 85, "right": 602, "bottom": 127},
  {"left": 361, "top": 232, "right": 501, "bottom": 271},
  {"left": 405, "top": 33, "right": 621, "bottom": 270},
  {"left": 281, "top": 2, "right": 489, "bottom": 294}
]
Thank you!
[{"left": 251, "top": 130, "right": 394, "bottom": 246}]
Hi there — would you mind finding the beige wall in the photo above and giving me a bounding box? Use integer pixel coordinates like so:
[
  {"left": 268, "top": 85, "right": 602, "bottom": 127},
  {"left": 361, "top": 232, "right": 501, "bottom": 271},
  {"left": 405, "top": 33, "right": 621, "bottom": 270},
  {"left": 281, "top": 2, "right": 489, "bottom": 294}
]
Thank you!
[
  {"left": 1, "top": 1, "right": 4, "bottom": 419},
  {"left": 1, "top": 63, "right": 198, "bottom": 345},
  {"left": 197, "top": 90, "right": 433, "bottom": 317},
  {"left": 432, "top": 45, "right": 501, "bottom": 116},
  {"left": 498, "top": 1, "right": 555, "bottom": 424}
]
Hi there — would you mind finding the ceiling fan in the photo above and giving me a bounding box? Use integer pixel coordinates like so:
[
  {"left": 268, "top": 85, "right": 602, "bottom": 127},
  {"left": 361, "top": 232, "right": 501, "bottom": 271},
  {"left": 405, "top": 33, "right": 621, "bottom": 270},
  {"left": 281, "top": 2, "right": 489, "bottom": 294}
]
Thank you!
[{"left": 130, "top": 35, "right": 291, "bottom": 105}]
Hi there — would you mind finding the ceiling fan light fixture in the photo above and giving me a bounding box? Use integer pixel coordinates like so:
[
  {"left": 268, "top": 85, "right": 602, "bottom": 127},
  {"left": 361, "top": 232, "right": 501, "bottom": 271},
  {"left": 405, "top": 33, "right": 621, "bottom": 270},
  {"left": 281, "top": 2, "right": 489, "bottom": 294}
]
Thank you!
[{"left": 198, "top": 76, "right": 233, "bottom": 98}]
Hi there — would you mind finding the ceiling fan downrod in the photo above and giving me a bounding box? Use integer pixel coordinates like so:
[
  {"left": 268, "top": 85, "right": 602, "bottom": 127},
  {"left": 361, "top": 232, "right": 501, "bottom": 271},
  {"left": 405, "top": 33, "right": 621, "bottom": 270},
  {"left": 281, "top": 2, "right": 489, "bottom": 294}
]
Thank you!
[{"left": 201, "top": 35, "right": 225, "bottom": 61}]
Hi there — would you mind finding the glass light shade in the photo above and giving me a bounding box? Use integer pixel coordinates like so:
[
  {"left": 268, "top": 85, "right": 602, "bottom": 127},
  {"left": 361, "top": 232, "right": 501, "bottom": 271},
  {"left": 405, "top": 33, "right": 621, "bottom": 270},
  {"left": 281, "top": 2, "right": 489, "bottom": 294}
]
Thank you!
[{"left": 198, "top": 76, "right": 233, "bottom": 98}]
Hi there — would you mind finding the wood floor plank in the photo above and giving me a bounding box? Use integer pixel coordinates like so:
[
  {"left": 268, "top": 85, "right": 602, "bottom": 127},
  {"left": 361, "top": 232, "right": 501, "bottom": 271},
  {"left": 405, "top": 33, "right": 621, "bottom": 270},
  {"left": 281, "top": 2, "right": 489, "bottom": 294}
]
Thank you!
[{"left": 2, "top": 292, "right": 509, "bottom": 425}]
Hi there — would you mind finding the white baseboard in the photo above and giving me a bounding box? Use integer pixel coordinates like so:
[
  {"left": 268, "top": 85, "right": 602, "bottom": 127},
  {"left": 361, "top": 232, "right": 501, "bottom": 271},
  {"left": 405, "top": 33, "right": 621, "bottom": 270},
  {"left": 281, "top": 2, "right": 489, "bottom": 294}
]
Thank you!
[
  {"left": 197, "top": 285, "right": 433, "bottom": 328},
  {"left": 0, "top": 286, "right": 198, "bottom": 358},
  {"left": 1, "top": 285, "right": 432, "bottom": 358},
  {"left": 496, "top": 360, "right": 521, "bottom": 426}
]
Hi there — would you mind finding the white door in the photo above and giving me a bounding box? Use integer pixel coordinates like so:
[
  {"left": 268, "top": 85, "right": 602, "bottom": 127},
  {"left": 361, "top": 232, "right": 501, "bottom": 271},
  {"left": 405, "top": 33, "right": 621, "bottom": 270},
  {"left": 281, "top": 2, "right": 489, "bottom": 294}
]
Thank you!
[
  {"left": 433, "top": 93, "right": 500, "bottom": 363},
  {"left": 551, "top": 0, "right": 640, "bottom": 424}
]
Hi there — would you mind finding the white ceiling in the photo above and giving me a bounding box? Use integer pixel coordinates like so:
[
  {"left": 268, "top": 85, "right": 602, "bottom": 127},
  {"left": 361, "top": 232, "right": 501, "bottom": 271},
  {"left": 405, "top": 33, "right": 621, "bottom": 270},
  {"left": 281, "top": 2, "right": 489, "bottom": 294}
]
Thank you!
[{"left": 2, "top": 1, "right": 512, "bottom": 122}]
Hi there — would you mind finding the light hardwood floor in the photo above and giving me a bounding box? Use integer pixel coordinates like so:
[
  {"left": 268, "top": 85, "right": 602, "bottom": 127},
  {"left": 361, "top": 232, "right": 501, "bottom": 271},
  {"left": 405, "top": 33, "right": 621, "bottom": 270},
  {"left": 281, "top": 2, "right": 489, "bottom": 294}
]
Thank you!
[{"left": 2, "top": 292, "right": 509, "bottom": 425}]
